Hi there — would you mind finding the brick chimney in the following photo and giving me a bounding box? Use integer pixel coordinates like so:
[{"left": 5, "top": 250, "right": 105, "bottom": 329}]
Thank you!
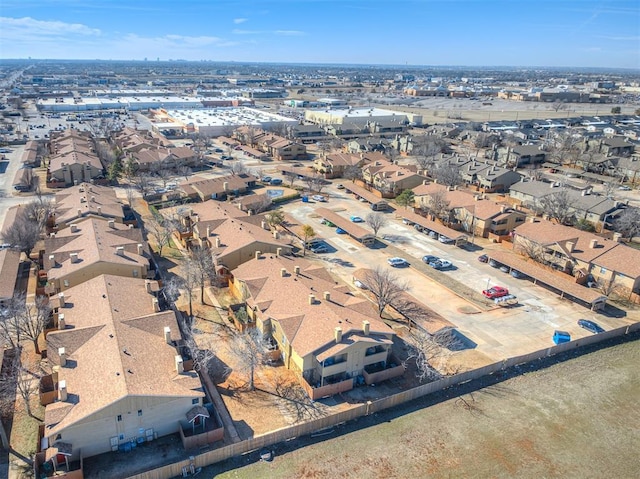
[
  {"left": 70, "top": 224, "right": 78, "bottom": 233},
  {"left": 215, "top": 237, "right": 221, "bottom": 248},
  {"left": 323, "top": 291, "right": 331, "bottom": 301},
  {"left": 58, "top": 313, "right": 65, "bottom": 330},
  {"left": 108, "top": 219, "right": 115, "bottom": 228},
  {"left": 164, "top": 326, "right": 171, "bottom": 344}
]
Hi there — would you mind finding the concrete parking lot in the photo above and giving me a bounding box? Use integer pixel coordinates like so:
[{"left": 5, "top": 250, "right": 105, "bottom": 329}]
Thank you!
[{"left": 283, "top": 185, "right": 637, "bottom": 364}]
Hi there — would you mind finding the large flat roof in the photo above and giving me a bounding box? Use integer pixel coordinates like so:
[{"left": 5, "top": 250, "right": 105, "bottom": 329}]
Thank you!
[{"left": 164, "top": 107, "right": 297, "bottom": 127}]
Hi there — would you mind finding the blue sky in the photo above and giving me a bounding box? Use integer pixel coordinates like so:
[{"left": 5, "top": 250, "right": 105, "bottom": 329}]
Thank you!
[{"left": 0, "top": 0, "right": 638, "bottom": 68}]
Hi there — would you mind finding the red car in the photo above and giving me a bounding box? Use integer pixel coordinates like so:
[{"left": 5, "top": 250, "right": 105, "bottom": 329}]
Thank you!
[{"left": 482, "top": 286, "right": 509, "bottom": 299}]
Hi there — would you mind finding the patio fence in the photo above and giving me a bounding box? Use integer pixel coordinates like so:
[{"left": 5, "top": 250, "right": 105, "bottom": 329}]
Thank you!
[{"left": 127, "top": 322, "right": 640, "bottom": 479}]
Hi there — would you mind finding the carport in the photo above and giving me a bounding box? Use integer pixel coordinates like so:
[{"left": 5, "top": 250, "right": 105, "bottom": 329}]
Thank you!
[
  {"left": 400, "top": 210, "right": 468, "bottom": 246},
  {"left": 486, "top": 250, "right": 608, "bottom": 311},
  {"left": 316, "top": 207, "right": 376, "bottom": 246},
  {"left": 343, "top": 184, "right": 390, "bottom": 211}
]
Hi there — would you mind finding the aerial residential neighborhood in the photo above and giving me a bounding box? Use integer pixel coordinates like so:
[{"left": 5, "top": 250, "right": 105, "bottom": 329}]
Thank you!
[{"left": 0, "top": 1, "right": 639, "bottom": 477}]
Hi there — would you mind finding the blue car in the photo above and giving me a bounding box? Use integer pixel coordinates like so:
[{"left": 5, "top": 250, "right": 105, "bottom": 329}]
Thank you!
[
  {"left": 578, "top": 319, "right": 604, "bottom": 334},
  {"left": 270, "top": 178, "right": 283, "bottom": 186},
  {"left": 335, "top": 228, "right": 347, "bottom": 234},
  {"left": 350, "top": 216, "right": 364, "bottom": 223}
]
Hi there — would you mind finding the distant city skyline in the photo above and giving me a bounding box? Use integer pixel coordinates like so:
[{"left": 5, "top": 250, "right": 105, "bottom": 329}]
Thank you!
[{"left": 0, "top": 0, "right": 638, "bottom": 69}]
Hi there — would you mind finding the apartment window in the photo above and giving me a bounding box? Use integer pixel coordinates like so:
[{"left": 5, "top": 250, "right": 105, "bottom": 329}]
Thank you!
[
  {"left": 119, "top": 434, "right": 124, "bottom": 440},
  {"left": 137, "top": 409, "right": 142, "bottom": 416},
  {"left": 191, "top": 398, "right": 199, "bottom": 405},
  {"left": 132, "top": 269, "right": 139, "bottom": 278},
  {"left": 63, "top": 280, "right": 70, "bottom": 287},
  {"left": 117, "top": 415, "right": 122, "bottom": 422},
  {"left": 600, "top": 267, "right": 607, "bottom": 274}
]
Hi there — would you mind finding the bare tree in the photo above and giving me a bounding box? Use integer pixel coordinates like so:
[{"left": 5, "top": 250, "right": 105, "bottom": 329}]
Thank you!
[
  {"left": 1, "top": 214, "right": 41, "bottom": 259},
  {"left": 146, "top": 214, "right": 175, "bottom": 257},
  {"left": 131, "top": 173, "right": 154, "bottom": 198},
  {"left": 178, "top": 314, "right": 217, "bottom": 375},
  {"left": 23, "top": 195, "right": 54, "bottom": 232},
  {"left": 0, "top": 298, "right": 23, "bottom": 349},
  {"left": 537, "top": 190, "right": 576, "bottom": 225},
  {"left": 230, "top": 161, "right": 247, "bottom": 176},
  {"left": 365, "top": 212, "right": 387, "bottom": 237},
  {"left": 613, "top": 207, "right": 640, "bottom": 240},
  {"left": 155, "top": 169, "right": 173, "bottom": 189},
  {"left": 5, "top": 348, "right": 44, "bottom": 418},
  {"left": 188, "top": 246, "right": 216, "bottom": 305},
  {"left": 249, "top": 196, "right": 273, "bottom": 215},
  {"left": 344, "top": 165, "right": 363, "bottom": 183},
  {"left": 303, "top": 174, "right": 328, "bottom": 193},
  {"left": 9, "top": 293, "right": 51, "bottom": 355},
  {"left": 514, "top": 237, "right": 552, "bottom": 264},
  {"left": 422, "top": 190, "right": 451, "bottom": 222},
  {"left": 225, "top": 328, "right": 269, "bottom": 391},
  {"left": 363, "top": 266, "right": 410, "bottom": 317},
  {"left": 177, "top": 257, "right": 200, "bottom": 320},
  {"left": 433, "top": 163, "right": 462, "bottom": 187},
  {"left": 271, "top": 374, "right": 327, "bottom": 421},
  {"left": 404, "top": 329, "right": 454, "bottom": 382},
  {"left": 177, "top": 165, "right": 193, "bottom": 181}
]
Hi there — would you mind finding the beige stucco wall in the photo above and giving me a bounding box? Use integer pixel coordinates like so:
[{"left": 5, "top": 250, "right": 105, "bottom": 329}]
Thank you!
[
  {"left": 47, "top": 395, "right": 201, "bottom": 460},
  {"left": 50, "top": 261, "right": 148, "bottom": 292}
]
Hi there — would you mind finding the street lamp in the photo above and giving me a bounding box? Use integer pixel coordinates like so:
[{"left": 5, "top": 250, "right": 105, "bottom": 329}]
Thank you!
[{"left": 486, "top": 278, "right": 491, "bottom": 291}]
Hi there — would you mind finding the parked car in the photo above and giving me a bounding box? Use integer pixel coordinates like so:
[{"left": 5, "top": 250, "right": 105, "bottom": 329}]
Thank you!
[
  {"left": 350, "top": 215, "right": 364, "bottom": 223},
  {"left": 336, "top": 183, "right": 345, "bottom": 189},
  {"left": 335, "top": 227, "right": 347, "bottom": 234},
  {"left": 312, "top": 195, "right": 327, "bottom": 202},
  {"left": 387, "top": 257, "right": 409, "bottom": 267},
  {"left": 618, "top": 185, "right": 631, "bottom": 191},
  {"left": 270, "top": 178, "right": 283, "bottom": 186},
  {"left": 482, "top": 286, "right": 509, "bottom": 299},
  {"left": 489, "top": 259, "right": 499, "bottom": 268},
  {"left": 421, "top": 255, "right": 439, "bottom": 264},
  {"left": 499, "top": 265, "right": 509, "bottom": 273},
  {"left": 430, "top": 259, "right": 453, "bottom": 270},
  {"left": 577, "top": 319, "right": 604, "bottom": 334},
  {"left": 511, "top": 270, "right": 525, "bottom": 279},
  {"left": 320, "top": 219, "right": 336, "bottom": 227},
  {"left": 354, "top": 280, "right": 368, "bottom": 289},
  {"left": 261, "top": 176, "right": 272, "bottom": 183},
  {"left": 438, "top": 235, "right": 454, "bottom": 244},
  {"left": 478, "top": 254, "right": 489, "bottom": 263},
  {"left": 309, "top": 243, "right": 329, "bottom": 254}
]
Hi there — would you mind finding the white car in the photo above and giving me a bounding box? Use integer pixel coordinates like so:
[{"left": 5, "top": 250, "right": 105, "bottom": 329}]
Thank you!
[
  {"left": 312, "top": 195, "right": 327, "bottom": 202},
  {"left": 387, "top": 257, "right": 409, "bottom": 267}
]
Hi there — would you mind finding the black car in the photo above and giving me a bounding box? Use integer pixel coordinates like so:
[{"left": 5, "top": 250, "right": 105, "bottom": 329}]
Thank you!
[
  {"left": 422, "top": 255, "right": 439, "bottom": 264},
  {"left": 478, "top": 254, "right": 488, "bottom": 263},
  {"left": 577, "top": 319, "right": 604, "bottom": 334}
]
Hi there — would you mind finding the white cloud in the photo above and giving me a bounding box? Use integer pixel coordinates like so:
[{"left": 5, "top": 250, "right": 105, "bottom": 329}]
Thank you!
[
  {"left": 0, "top": 16, "right": 101, "bottom": 40},
  {"left": 233, "top": 18, "right": 248, "bottom": 24}
]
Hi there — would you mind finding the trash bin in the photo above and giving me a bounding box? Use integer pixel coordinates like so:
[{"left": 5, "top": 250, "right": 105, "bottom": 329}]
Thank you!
[{"left": 552, "top": 330, "right": 571, "bottom": 345}]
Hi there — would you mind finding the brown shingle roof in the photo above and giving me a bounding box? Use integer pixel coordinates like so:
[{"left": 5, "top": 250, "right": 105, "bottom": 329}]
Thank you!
[
  {"left": 232, "top": 256, "right": 394, "bottom": 359},
  {"left": 45, "top": 274, "right": 203, "bottom": 435}
]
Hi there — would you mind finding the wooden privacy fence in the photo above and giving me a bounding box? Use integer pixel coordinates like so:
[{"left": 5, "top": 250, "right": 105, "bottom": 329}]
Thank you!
[{"left": 127, "top": 322, "right": 640, "bottom": 479}]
